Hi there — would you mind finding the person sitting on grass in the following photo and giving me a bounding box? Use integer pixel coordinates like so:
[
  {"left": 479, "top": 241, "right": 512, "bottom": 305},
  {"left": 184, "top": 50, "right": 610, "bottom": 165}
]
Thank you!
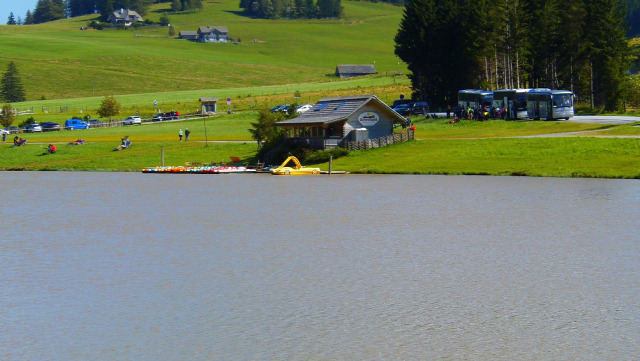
[
  {"left": 47, "top": 144, "right": 57, "bottom": 154},
  {"left": 68, "top": 138, "right": 85, "bottom": 145},
  {"left": 12, "top": 137, "right": 27, "bottom": 147},
  {"left": 114, "top": 136, "right": 131, "bottom": 151}
]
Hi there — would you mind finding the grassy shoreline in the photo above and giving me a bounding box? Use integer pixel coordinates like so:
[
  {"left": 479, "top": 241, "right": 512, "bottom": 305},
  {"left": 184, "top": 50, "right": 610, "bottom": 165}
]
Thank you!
[{"left": 2, "top": 114, "right": 638, "bottom": 179}]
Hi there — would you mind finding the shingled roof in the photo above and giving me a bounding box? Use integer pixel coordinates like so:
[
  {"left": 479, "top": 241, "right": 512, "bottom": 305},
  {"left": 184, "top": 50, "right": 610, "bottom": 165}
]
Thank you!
[
  {"left": 335, "top": 64, "right": 376, "bottom": 78},
  {"left": 275, "top": 95, "right": 401, "bottom": 127},
  {"left": 109, "top": 9, "right": 143, "bottom": 22},
  {"left": 198, "top": 26, "right": 229, "bottom": 34}
]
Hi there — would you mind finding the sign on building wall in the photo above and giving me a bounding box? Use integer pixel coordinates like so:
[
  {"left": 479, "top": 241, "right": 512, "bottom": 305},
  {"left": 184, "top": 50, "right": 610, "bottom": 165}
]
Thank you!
[{"left": 357, "top": 112, "right": 379, "bottom": 126}]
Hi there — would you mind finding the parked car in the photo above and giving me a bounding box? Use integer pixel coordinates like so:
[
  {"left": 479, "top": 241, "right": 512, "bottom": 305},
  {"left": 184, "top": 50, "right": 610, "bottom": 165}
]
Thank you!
[
  {"left": 87, "top": 119, "right": 104, "bottom": 127},
  {"left": 64, "top": 119, "right": 90, "bottom": 130},
  {"left": 391, "top": 98, "right": 412, "bottom": 108},
  {"left": 296, "top": 104, "right": 314, "bottom": 113},
  {"left": 152, "top": 111, "right": 180, "bottom": 122},
  {"left": 123, "top": 116, "right": 142, "bottom": 125},
  {"left": 409, "top": 101, "right": 429, "bottom": 115},
  {"left": 270, "top": 104, "right": 290, "bottom": 113},
  {"left": 392, "top": 103, "right": 413, "bottom": 116},
  {"left": 24, "top": 123, "right": 43, "bottom": 133},
  {"left": 40, "top": 121, "right": 61, "bottom": 131},
  {"left": 6, "top": 126, "right": 20, "bottom": 134}
]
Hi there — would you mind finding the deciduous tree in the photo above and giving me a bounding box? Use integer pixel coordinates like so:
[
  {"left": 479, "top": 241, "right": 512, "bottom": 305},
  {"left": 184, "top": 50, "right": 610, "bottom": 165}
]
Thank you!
[
  {"left": 249, "top": 110, "right": 285, "bottom": 149},
  {"left": 0, "top": 104, "right": 15, "bottom": 129},
  {"left": 97, "top": 96, "right": 121, "bottom": 120}
]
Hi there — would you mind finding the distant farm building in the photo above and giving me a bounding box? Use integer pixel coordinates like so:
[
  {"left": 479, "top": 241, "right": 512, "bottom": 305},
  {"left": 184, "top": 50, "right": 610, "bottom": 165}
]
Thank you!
[
  {"left": 335, "top": 64, "right": 377, "bottom": 78},
  {"left": 275, "top": 95, "right": 412, "bottom": 150},
  {"left": 200, "top": 97, "right": 219, "bottom": 114},
  {"left": 178, "top": 26, "right": 229, "bottom": 42},
  {"left": 178, "top": 31, "right": 198, "bottom": 40},
  {"left": 197, "top": 26, "right": 229, "bottom": 43},
  {"left": 108, "top": 9, "right": 143, "bottom": 26}
]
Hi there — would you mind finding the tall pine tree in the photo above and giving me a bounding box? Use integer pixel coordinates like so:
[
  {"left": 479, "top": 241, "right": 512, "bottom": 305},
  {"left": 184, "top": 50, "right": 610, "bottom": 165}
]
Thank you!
[
  {"left": 24, "top": 10, "right": 34, "bottom": 25},
  {"left": 584, "top": 0, "right": 630, "bottom": 110},
  {"left": 395, "top": 0, "right": 484, "bottom": 105},
  {"left": 7, "top": 12, "right": 17, "bottom": 25},
  {"left": 1, "top": 62, "right": 26, "bottom": 103}
]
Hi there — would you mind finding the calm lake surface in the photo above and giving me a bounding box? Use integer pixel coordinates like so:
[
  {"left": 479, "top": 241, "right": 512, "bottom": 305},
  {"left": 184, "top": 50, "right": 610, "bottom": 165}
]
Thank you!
[{"left": 1, "top": 172, "right": 638, "bottom": 361}]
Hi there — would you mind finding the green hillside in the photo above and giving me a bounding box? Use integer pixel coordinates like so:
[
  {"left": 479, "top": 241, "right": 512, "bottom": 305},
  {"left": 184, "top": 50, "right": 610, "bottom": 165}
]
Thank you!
[{"left": 0, "top": 0, "right": 406, "bottom": 101}]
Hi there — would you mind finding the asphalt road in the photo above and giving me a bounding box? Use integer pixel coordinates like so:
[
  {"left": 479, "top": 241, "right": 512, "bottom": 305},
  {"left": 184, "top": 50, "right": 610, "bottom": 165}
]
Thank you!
[{"left": 568, "top": 115, "right": 640, "bottom": 125}]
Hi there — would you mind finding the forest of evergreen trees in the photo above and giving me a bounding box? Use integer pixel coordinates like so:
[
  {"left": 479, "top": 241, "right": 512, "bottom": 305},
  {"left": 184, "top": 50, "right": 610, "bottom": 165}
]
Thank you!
[
  {"left": 238, "top": 0, "right": 342, "bottom": 19},
  {"left": 395, "top": 0, "right": 632, "bottom": 111}
]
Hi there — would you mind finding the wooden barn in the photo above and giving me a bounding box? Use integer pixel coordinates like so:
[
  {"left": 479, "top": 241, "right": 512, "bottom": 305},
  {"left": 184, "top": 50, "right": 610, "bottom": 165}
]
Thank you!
[
  {"left": 178, "top": 31, "right": 198, "bottom": 40},
  {"left": 335, "top": 64, "right": 377, "bottom": 78},
  {"left": 275, "top": 95, "right": 411, "bottom": 150}
]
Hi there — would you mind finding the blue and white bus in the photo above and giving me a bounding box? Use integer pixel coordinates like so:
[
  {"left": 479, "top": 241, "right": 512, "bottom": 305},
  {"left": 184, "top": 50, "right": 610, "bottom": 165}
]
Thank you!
[
  {"left": 492, "top": 88, "right": 533, "bottom": 120},
  {"left": 526, "top": 89, "right": 574, "bottom": 120}
]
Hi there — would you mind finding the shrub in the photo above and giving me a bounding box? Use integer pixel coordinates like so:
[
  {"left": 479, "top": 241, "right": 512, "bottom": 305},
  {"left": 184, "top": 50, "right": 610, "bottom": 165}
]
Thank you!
[
  {"left": 305, "top": 147, "right": 349, "bottom": 164},
  {"left": 18, "top": 116, "right": 37, "bottom": 127}
]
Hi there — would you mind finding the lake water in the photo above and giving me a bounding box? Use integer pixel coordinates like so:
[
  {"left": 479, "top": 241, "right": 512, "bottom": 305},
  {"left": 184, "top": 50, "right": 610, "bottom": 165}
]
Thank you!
[{"left": 1, "top": 172, "right": 639, "bottom": 360}]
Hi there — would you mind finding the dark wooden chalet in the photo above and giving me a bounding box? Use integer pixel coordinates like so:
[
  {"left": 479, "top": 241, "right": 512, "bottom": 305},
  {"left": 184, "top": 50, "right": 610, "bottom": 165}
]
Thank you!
[
  {"left": 335, "top": 64, "right": 376, "bottom": 78},
  {"left": 108, "top": 9, "right": 143, "bottom": 26},
  {"left": 197, "top": 26, "right": 229, "bottom": 42},
  {"left": 274, "top": 95, "right": 409, "bottom": 150},
  {"left": 178, "top": 31, "right": 198, "bottom": 40}
]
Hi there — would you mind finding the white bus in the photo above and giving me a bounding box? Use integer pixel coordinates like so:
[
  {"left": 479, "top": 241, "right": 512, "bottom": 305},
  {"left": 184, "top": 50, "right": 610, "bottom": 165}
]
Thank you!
[
  {"left": 458, "top": 89, "right": 493, "bottom": 110},
  {"left": 492, "top": 88, "right": 533, "bottom": 120},
  {"left": 526, "top": 89, "right": 574, "bottom": 120}
]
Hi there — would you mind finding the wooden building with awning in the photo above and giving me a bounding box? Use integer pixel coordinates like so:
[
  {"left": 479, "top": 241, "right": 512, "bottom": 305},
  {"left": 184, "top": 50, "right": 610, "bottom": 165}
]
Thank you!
[{"left": 274, "top": 95, "right": 411, "bottom": 150}]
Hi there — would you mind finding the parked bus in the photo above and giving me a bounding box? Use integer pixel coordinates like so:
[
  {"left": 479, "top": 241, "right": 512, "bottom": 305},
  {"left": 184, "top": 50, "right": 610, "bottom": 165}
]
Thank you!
[
  {"left": 458, "top": 89, "right": 493, "bottom": 108},
  {"left": 492, "top": 88, "right": 533, "bottom": 120},
  {"left": 458, "top": 89, "right": 493, "bottom": 111},
  {"left": 526, "top": 89, "right": 574, "bottom": 120}
]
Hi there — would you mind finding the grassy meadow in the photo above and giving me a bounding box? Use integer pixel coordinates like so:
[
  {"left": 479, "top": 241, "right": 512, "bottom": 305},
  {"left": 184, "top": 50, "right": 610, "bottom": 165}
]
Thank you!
[
  {"left": 0, "top": 0, "right": 406, "bottom": 101},
  {"left": 2, "top": 114, "right": 639, "bottom": 178}
]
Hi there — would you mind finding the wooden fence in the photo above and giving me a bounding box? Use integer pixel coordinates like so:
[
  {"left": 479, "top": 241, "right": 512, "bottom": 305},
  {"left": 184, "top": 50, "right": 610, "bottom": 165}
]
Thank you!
[{"left": 343, "top": 128, "right": 414, "bottom": 151}]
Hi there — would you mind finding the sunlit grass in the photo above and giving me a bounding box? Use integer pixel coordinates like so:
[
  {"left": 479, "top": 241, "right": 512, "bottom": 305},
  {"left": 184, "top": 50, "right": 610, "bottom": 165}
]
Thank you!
[
  {"left": 319, "top": 137, "right": 640, "bottom": 178},
  {"left": 0, "top": 0, "right": 405, "bottom": 100},
  {"left": 3, "top": 111, "right": 639, "bottom": 178}
]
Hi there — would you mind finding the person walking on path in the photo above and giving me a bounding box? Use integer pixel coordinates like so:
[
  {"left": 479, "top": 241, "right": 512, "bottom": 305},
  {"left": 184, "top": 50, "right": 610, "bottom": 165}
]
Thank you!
[
  {"left": 178, "top": 129, "right": 183, "bottom": 141},
  {"left": 185, "top": 128, "right": 190, "bottom": 141}
]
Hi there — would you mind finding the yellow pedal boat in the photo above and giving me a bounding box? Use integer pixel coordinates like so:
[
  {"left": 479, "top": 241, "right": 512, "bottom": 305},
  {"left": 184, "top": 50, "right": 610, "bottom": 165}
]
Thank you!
[{"left": 270, "top": 156, "right": 321, "bottom": 175}]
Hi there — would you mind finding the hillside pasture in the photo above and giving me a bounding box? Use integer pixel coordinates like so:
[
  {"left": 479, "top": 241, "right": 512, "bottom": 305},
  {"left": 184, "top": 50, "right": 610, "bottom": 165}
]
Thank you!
[{"left": 0, "top": 0, "right": 405, "bottom": 101}]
